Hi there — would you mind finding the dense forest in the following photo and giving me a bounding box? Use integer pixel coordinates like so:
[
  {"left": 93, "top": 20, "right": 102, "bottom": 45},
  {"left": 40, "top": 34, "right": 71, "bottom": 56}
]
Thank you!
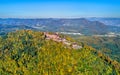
[
  {"left": 72, "top": 35, "right": 120, "bottom": 62},
  {"left": 0, "top": 30, "right": 119, "bottom": 74}
]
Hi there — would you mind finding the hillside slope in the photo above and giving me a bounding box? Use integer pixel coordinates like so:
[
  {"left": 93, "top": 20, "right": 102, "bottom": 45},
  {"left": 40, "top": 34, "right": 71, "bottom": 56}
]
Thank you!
[
  {"left": 73, "top": 35, "right": 120, "bottom": 62},
  {"left": 0, "top": 30, "right": 119, "bottom": 75}
]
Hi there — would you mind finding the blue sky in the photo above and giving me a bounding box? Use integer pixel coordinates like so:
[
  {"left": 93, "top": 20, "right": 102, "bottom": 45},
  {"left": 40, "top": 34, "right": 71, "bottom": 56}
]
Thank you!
[{"left": 0, "top": 0, "right": 120, "bottom": 18}]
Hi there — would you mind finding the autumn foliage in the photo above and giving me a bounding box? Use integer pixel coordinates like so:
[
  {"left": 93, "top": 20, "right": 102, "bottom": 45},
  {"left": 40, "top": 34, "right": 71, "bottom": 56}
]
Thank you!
[{"left": 0, "top": 30, "right": 119, "bottom": 75}]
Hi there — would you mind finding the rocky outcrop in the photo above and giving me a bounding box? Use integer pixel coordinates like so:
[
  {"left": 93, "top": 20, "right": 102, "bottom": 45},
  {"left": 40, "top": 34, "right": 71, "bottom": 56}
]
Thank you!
[{"left": 44, "top": 32, "right": 82, "bottom": 49}]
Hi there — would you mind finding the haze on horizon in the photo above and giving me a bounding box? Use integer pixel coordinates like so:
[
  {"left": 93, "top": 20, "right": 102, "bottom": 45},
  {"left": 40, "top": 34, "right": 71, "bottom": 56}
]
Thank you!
[{"left": 0, "top": 0, "right": 120, "bottom": 18}]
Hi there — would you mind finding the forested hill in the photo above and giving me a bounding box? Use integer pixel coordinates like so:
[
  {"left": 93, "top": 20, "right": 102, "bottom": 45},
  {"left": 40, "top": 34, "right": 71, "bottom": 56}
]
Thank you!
[
  {"left": 73, "top": 36, "right": 120, "bottom": 62},
  {"left": 0, "top": 30, "right": 119, "bottom": 74}
]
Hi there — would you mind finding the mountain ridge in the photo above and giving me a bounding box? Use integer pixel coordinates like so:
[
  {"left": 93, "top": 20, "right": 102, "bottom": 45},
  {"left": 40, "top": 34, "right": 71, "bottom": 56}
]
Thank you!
[{"left": 0, "top": 18, "right": 120, "bottom": 35}]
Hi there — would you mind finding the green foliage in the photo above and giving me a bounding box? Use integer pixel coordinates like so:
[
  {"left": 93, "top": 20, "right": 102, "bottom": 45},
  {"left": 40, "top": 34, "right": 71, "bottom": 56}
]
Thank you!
[
  {"left": 0, "top": 30, "right": 119, "bottom": 75},
  {"left": 73, "top": 35, "right": 120, "bottom": 62}
]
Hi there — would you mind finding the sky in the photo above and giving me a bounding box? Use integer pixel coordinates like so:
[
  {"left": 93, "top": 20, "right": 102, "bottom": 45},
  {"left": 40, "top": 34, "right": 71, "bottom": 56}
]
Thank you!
[{"left": 0, "top": 0, "right": 120, "bottom": 18}]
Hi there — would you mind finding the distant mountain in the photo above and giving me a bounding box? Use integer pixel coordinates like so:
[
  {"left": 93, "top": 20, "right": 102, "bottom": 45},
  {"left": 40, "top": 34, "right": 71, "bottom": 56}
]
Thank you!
[
  {"left": 87, "top": 17, "right": 120, "bottom": 26},
  {"left": 0, "top": 24, "right": 35, "bottom": 35},
  {"left": 0, "top": 18, "right": 120, "bottom": 35}
]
